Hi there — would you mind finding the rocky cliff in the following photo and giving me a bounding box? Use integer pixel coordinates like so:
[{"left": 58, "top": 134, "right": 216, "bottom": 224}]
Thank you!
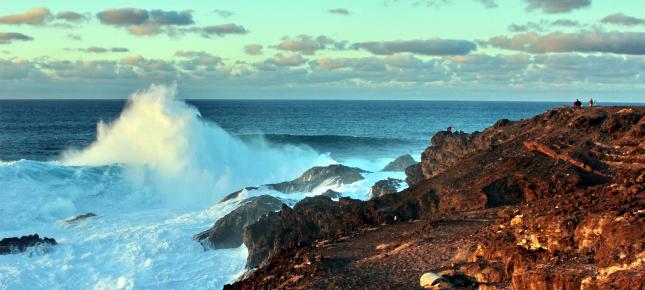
[{"left": 225, "top": 106, "right": 644, "bottom": 289}]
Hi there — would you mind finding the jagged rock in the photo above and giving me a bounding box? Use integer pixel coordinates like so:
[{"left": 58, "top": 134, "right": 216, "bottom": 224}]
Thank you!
[
  {"left": 370, "top": 178, "right": 403, "bottom": 199},
  {"left": 405, "top": 162, "right": 423, "bottom": 187},
  {"left": 64, "top": 213, "right": 96, "bottom": 223},
  {"left": 381, "top": 154, "right": 416, "bottom": 172},
  {"left": 0, "top": 234, "right": 57, "bottom": 255},
  {"left": 194, "top": 195, "right": 283, "bottom": 249},
  {"left": 218, "top": 187, "right": 259, "bottom": 204},
  {"left": 268, "top": 164, "right": 368, "bottom": 194},
  {"left": 321, "top": 189, "right": 341, "bottom": 199},
  {"left": 227, "top": 107, "right": 645, "bottom": 289}
]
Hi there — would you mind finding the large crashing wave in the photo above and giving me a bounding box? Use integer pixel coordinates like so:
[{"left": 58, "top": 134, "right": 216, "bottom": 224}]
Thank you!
[{"left": 62, "top": 84, "right": 333, "bottom": 206}]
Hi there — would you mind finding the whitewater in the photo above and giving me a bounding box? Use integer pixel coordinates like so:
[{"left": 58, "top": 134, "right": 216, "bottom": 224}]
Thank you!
[{"left": 0, "top": 85, "right": 405, "bottom": 289}]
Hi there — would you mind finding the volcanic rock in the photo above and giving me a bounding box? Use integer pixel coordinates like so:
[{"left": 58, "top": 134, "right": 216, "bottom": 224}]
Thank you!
[
  {"left": 0, "top": 234, "right": 57, "bottom": 255},
  {"left": 194, "top": 195, "right": 283, "bottom": 249},
  {"left": 370, "top": 178, "right": 403, "bottom": 199},
  {"left": 321, "top": 189, "right": 341, "bottom": 199},
  {"left": 217, "top": 187, "right": 259, "bottom": 204},
  {"left": 268, "top": 164, "right": 368, "bottom": 193},
  {"left": 226, "top": 107, "right": 645, "bottom": 289},
  {"left": 381, "top": 154, "right": 416, "bottom": 172}
]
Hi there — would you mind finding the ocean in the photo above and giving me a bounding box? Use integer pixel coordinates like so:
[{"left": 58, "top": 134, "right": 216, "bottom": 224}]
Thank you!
[{"left": 0, "top": 85, "right": 630, "bottom": 289}]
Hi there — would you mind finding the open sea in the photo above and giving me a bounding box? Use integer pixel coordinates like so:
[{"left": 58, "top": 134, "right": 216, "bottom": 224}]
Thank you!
[{"left": 0, "top": 85, "right": 638, "bottom": 289}]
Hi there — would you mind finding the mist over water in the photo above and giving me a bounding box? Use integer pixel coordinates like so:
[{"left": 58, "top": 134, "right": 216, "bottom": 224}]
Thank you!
[{"left": 62, "top": 84, "right": 334, "bottom": 206}]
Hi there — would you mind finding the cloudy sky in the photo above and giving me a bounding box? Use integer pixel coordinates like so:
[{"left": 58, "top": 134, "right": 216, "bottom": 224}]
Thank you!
[{"left": 0, "top": 0, "right": 644, "bottom": 101}]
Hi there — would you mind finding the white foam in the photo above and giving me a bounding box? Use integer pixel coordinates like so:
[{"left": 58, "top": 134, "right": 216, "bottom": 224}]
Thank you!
[{"left": 0, "top": 84, "right": 408, "bottom": 290}]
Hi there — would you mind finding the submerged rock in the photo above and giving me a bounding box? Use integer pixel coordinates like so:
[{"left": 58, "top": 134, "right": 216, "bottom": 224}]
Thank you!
[
  {"left": 370, "top": 178, "right": 403, "bottom": 199},
  {"left": 0, "top": 234, "right": 57, "bottom": 255},
  {"left": 64, "top": 213, "right": 96, "bottom": 223},
  {"left": 195, "top": 195, "right": 283, "bottom": 249},
  {"left": 381, "top": 154, "right": 416, "bottom": 172},
  {"left": 268, "top": 164, "right": 368, "bottom": 194}
]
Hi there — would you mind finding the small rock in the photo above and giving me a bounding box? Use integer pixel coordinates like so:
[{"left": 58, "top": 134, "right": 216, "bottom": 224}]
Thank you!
[
  {"left": 321, "top": 189, "right": 341, "bottom": 199},
  {"left": 420, "top": 272, "right": 451, "bottom": 289},
  {"left": 65, "top": 213, "right": 96, "bottom": 223}
]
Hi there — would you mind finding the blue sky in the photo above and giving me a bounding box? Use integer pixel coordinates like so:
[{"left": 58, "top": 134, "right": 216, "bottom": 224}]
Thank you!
[{"left": 0, "top": 0, "right": 644, "bottom": 101}]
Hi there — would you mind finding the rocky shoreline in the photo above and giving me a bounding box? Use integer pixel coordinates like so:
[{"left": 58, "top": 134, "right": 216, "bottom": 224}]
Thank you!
[{"left": 217, "top": 106, "right": 643, "bottom": 289}]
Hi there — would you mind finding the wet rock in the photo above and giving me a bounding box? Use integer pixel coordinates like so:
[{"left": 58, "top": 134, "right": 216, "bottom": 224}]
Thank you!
[
  {"left": 268, "top": 164, "right": 368, "bottom": 194},
  {"left": 381, "top": 154, "right": 416, "bottom": 172},
  {"left": 370, "top": 178, "right": 403, "bottom": 199},
  {"left": 0, "top": 234, "right": 57, "bottom": 255},
  {"left": 218, "top": 187, "right": 259, "bottom": 204},
  {"left": 194, "top": 195, "right": 283, "bottom": 249},
  {"left": 321, "top": 189, "right": 341, "bottom": 199},
  {"left": 64, "top": 213, "right": 96, "bottom": 223}
]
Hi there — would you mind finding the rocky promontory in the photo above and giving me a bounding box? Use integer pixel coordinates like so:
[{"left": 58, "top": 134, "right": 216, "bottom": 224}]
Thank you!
[{"left": 225, "top": 106, "right": 644, "bottom": 289}]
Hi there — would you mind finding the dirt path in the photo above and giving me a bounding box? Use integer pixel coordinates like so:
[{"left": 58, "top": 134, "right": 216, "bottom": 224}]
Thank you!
[{"left": 285, "top": 208, "right": 499, "bottom": 289}]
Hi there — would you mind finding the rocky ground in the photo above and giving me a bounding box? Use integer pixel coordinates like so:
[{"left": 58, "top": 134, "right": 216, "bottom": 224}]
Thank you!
[{"left": 224, "top": 106, "right": 644, "bottom": 289}]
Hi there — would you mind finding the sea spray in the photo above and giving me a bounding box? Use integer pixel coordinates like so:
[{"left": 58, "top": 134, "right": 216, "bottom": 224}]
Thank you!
[{"left": 63, "top": 84, "right": 334, "bottom": 207}]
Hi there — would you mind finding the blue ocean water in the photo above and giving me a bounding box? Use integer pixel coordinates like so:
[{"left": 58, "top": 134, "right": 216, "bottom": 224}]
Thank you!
[
  {"left": 0, "top": 99, "right": 569, "bottom": 162},
  {"left": 0, "top": 89, "right": 639, "bottom": 290}
]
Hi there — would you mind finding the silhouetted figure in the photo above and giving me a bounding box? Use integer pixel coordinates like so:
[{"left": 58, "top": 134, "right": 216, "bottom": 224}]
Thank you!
[
  {"left": 589, "top": 98, "right": 594, "bottom": 107},
  {"left": 573, "top": 99, "right": 582, "bottom": 108},
  {"left": 447, "top": 126, "right": 452, "bottom": 133}
]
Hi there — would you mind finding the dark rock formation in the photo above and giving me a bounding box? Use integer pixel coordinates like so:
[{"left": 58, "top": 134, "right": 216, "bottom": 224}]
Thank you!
[
  {"left": 369, "top": 178, "right": 403, "bottom": 199},
  {"left": 268, "top": 164, "right": 368, "bottom": 194},
  {"left": 321, "top": 189, "right": 341, "bottom": 199},
  {"left": 226, "top": 106, "right": 645, "bottom": 289},
  {"left": 64, "top": 213, "right": 96, "bottom": 223},
  {"left": 0, "top": 234, "right": 57, "bottom": 255},
  {"left": 381, "top": 154, "right": 416, "bottom": 172},
  {"left": 404, "top": 162, "right": 423, "bottom": 187},
  {"left": 218, "top": 187, "right": 259, "bottom": 204},
  {"left": 194, "top": 195, "right": 283, "bottom": 249}
]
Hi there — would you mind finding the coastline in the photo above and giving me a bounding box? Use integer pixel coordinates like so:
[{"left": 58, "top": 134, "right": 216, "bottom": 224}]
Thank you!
[{"left": 225, "top": 106, "right": 644, "bottom": 289}]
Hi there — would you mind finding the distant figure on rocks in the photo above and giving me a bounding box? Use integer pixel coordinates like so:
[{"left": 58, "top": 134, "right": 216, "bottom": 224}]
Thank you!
[
  {"left": 589, "top": 98, "right": 594, "bottom": 107},
  {"left": 573, "top": 99, "right": 582, "bottom": 108},
  {"left": 446, "top": 126, "right": 452, "bottom": 133}
]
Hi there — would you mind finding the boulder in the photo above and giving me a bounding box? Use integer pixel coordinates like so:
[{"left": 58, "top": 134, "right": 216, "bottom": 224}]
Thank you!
[
  {"left": 370, "top": 178, "right": 403, "bottom": 199},
  {"left": 0, "top": 234, "right": 57, "bottom": 255},
  {"left": 381, "top": 154, "right": 416, "bottom": 172},
  {"left": 321, "top": 189, "right": 341, "bottom": 199},
  {"left": 268, "top": 164, "right": 368, "bottom": 194},
  {"left": 194, "top": 195, "right": 283, "bottom": 249}
]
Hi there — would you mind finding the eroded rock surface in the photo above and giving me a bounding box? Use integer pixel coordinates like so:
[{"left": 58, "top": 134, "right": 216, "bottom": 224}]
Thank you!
[
  {"left": 370, "top": 178, "right": 403, "bottom": 199},
  {"left": 194, "top": 195, "right": 283, "bottom": 249},
  {"left": 268, "top": 164, "right": 368, "bottom": 193},
  {"left": 226, "top": 107, "right": 644, "bottom": 289}
]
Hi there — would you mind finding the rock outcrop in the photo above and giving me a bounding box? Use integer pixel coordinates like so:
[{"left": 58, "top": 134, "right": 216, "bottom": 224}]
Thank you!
[
  {"left": 0, "top": 234, "right": 57, "bottom": 255},
  {"left": 194, "top": 195, "right": 283, "bottom": 249},
  {"left": 321, "top": 189, "right": 341, "bottom": 199},
  {"left": 381, "top": 154, "right": 416, "bottom": 172},
  {"left": 64, "top": 213, "right": 96, "bottom": 223},
  {"left": 268, "top": 164, "right": 368, "bottom": 193},
  {"left": 226, "top": 106, "right": 644, "bottom": 289},
  {"left": 370, "top": 178, "right": 403, "bottom": 199}
]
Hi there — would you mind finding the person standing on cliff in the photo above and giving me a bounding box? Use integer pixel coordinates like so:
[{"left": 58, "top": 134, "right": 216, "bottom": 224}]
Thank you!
[
  {"left": 573, "top": 99, "right": 582, "bottom": 108},
  {"left": 589, "top": 98, "right": 594, "bottom": 107}
]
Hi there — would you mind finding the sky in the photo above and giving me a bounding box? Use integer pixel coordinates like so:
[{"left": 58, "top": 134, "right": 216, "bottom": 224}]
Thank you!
[{"left": 0, "top": 0, "right": 644, "bottom": 101}]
